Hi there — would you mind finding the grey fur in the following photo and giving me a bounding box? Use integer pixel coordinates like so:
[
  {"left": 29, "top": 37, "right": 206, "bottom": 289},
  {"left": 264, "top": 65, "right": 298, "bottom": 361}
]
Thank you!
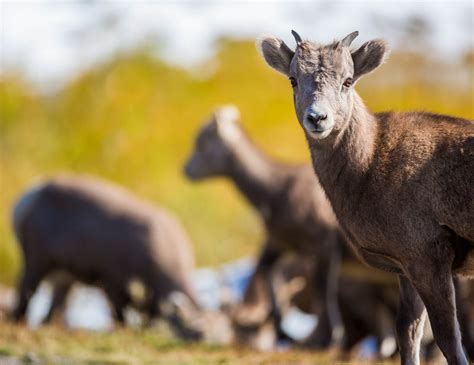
[{"left": 11, "top": 175, "right": 200, "bottom": 338}]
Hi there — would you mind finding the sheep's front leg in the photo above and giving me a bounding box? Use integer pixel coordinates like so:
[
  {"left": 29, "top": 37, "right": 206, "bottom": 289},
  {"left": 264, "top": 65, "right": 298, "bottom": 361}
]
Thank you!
[
  {"left": 233, "top": 241, "right": 281, "bottom": 326},
  {"left": 396, "top": 275, "right": 427, "bottom": 365},
  {"left": 303, "top": 241, "right": 342, "bottom": 348}
]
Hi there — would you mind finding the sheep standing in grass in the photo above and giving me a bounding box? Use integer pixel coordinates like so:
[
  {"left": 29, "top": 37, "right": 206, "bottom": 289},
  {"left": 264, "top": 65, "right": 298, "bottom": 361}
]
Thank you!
[{"left": 259, "top": 30, "right": 473, "bottom": 364}]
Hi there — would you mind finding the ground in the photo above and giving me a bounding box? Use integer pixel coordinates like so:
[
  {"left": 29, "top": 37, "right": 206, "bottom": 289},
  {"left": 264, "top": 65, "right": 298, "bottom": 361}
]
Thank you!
[{"left": 0, "top": 323, "right": 406, "bottom": 365}]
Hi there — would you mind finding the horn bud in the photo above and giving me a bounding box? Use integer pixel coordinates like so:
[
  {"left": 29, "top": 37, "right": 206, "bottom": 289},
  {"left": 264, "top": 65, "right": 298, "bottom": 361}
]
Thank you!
[
  {"left": 291, "top": 30, "right": 302, "bottom": 44},
  {"left": 341, "top": 31, "right": 359, "bottom": 47}
]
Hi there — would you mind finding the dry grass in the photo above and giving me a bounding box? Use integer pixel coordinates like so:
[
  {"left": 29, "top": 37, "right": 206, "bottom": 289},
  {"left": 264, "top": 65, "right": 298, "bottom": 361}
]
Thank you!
[{"left": 0, "top": 322, "right": 404, "bottom": 365}]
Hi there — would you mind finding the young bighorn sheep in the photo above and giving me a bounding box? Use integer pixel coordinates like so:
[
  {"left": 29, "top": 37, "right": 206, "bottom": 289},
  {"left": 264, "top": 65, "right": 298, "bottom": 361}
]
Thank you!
[
  {"left": 11, "top": 175, "right": 201, "bottom": 338},
  {"left": 184, "top": 106, "right": 401, "bottom": 354},
  {"left": 259, "top": 31, "right": 474, "bottom": 364}
]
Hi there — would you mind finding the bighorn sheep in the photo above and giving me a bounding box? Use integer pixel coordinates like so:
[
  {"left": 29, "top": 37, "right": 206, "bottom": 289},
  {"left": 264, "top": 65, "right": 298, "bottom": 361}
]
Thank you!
[
  {"left": 259, "top": 30, "right": 473, "bottom": 364},
  {"left": 11, "top": 175, "right": 201, "bottom": 337},
  {"left": 184, "top": 106, "right": 400, "bottom": 354}
]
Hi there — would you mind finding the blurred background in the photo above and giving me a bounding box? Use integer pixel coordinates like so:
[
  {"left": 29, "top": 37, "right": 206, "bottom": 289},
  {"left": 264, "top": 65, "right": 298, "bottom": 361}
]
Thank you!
[
  {"left": 1, "top": 0, "right": 473, "bottom": 284},
  {"left": 0, "top": 0, "right": 473, "bottom": 362}
]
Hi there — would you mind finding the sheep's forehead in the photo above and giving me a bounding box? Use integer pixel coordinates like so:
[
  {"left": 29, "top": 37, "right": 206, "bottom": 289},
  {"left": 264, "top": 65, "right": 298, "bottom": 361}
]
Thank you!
[
  {"left": 198, "top": 117, "right": 240, "bottom": 145},
  {"left": 197, "top": 121, "right": 217, "bottom": 143},
  {"left": 291, "top": 41, "right": 353, "bottom": 82}
]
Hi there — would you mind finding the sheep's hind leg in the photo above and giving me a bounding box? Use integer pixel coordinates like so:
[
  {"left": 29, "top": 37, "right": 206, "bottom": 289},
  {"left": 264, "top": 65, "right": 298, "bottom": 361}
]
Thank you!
[
  {"left": 12, "top": 262, "right": 47, "bottom": 322},
  {"left": 396, "top": 275, "right": 427, "bottom": 365},
  {"left": 405, "top": 241, "right": 468, "bottom": 365},
  {"left": 454, "top": 278, "right": 474, "bottom": 362}
]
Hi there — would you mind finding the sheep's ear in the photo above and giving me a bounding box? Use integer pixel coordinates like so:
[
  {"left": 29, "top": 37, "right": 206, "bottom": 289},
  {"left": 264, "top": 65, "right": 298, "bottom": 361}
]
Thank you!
[
  {"left": 257, "top": 36, "right": 294, "bottom": 76},
  {"left": 214, "top": 105, "right": 240, "bottom": 125},
  {"left": 215, "top": 105, "right": 241, "bottom": 141},
  {"left": 351, "top": 40, "right": 390, "bottom": 81}
]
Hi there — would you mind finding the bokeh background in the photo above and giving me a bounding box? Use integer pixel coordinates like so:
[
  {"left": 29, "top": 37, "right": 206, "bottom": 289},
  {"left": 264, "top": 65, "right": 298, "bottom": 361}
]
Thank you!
[{"left": 1, "top": 0, "right": 473, "bottom": 287}]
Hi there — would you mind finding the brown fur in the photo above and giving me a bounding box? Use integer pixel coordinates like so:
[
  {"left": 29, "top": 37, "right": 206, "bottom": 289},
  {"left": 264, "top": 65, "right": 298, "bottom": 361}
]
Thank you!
[
  {"left": 185, "top": 106, "right": 400, "bottom": 353},
  {"left": 259, "top": 30, "right": 473, "bottom": 364}
]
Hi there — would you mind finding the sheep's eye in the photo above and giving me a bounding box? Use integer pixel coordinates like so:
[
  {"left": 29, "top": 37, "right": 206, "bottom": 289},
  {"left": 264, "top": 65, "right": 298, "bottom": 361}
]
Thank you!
[
  {"left": 289, "top": 77, "right": 297, "bottom": 88},
  {"left": 343, "top": 78, "right": 353, "bottom": 88}
]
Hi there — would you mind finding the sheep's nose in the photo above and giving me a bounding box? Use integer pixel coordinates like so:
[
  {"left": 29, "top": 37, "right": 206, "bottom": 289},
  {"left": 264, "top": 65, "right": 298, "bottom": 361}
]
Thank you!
[{"left": 306, "top": 111, "right": 327, "bottom": 127}]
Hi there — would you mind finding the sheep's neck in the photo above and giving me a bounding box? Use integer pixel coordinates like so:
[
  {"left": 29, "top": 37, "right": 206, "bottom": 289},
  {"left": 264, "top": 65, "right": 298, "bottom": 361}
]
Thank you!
[
  {"left": 227, "top": 135, "right": 284, "bottom": 217},
  {"left": 309, "top": 93, "right": 377, "bottom": 212}
]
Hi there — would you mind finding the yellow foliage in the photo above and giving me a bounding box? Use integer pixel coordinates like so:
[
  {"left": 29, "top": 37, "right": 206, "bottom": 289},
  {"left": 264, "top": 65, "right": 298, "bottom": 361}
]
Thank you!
[{"left": 0, "top": 40, "right": 472, "bottom": 284}]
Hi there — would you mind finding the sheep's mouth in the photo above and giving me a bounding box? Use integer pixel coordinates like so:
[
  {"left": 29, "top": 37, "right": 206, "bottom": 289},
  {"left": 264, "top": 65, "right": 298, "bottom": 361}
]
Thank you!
[
  {"left": 309, "top": 126, "right": 327, "bottom": 133},
  {"left": 305, "top": 125, "right": 333, "bottom": 140},
  {"left": 303, "top": 119, "right": 334, "bottom": 139}
]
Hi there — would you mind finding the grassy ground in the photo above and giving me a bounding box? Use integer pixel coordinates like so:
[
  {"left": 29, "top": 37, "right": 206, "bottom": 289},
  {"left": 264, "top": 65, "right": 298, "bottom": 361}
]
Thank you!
[{"left": 0, "top": 323, "right": 403, "bottom": 365}]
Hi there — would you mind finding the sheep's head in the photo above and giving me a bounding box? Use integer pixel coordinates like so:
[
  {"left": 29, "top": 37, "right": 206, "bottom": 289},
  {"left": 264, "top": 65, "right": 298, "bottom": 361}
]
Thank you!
[
  {"left": 184, "top": 105, "right": 242, "bottom": 180},
  {"left": 160, "top": 291, "right": 235, "bottom": 345},
  {"left": 258, "top": 31, "right": 389, "bottom": 141}
]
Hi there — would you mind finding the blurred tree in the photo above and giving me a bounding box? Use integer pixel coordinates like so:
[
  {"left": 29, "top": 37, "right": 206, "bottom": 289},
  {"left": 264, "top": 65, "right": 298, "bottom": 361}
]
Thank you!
[{"left": 0, "top": 39, "right": 472, "bottom": 285}]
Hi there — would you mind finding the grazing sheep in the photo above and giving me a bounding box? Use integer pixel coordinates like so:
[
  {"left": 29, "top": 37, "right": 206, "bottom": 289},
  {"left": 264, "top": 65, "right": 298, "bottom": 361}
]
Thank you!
[
  {"left": 259, "top": 30, "right": 473, "bottom": 364},
  {"left": 11, "top": 174, "right": 199, "bottom": 337}
]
